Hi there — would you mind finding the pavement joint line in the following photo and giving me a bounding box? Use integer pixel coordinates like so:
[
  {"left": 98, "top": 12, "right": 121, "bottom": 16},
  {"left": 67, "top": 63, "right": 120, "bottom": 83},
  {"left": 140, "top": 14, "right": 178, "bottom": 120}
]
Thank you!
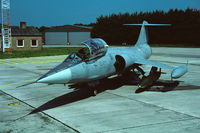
[
  {"left": 106, "top": 91, "right": 200, "bottom": 120},
  {"left": 0, "top": 89, "right": 81, "bottom": 133},
  {"left": 19, "top": 69, "right": 43, "bottom": 75},
  {"left": 101, "top": 117, "right": 197, "bottom": 133},
  {"left": 0, "top": 79, "right": 37, "bottom": 88},
  {"left": 5, "top": 64, "right": 44, "bottom": 75}
]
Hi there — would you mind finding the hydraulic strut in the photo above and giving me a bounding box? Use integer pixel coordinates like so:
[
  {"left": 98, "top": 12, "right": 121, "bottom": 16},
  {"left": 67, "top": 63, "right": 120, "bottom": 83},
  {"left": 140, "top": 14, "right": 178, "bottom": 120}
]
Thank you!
[{"left": 139, "top": 67, "right": 161, "bottom": 88}]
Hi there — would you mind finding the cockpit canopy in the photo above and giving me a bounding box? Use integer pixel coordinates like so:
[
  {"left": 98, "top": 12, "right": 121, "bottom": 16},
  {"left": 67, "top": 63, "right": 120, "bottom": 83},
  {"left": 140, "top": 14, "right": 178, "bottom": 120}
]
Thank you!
[
  {"left": 63, "top": 38, "right": 108, "bottom": 67},
  {"left": 81, "top": 38, "right": 108, "bottom": 57}
]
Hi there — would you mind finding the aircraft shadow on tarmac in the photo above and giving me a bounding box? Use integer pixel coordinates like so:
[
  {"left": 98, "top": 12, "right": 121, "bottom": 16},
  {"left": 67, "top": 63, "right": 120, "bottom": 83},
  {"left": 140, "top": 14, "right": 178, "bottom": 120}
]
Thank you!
[
  {"left": 30, "top": 76, "right": 200, "bottom": 114},
  {"left": 30, "top": 76, "right": 124, "bottom": 114}
]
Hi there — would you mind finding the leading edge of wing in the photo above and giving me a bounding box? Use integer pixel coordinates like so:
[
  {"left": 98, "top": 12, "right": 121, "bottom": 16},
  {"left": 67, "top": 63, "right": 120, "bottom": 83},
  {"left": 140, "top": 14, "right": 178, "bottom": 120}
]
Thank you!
[{"left": 135, "top": 59, "right": 174, "bottom": 70}]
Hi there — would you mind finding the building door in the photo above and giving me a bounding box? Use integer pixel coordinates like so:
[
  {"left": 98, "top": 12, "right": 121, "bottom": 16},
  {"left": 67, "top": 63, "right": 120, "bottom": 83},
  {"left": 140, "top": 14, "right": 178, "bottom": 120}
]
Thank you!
[
  {"left": 69, "top": 32, "right": 91, "bottom": 45},
  {"left": 45, "top": 32, "right": 67, "bottom": 45}
]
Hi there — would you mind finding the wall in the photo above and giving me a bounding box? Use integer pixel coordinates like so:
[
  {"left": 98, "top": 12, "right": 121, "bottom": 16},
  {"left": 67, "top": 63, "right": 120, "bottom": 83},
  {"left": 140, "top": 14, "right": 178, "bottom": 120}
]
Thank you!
[
  {"left": 0, "top": 36, "right": 42, "bottom": 51},
  {"left": 12, "top": 36, "right": 42, "bottom": 51}
]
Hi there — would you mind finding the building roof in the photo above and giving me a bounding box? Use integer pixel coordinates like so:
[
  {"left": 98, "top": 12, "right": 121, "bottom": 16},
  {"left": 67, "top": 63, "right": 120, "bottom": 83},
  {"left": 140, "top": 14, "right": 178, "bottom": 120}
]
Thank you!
[
  {"left": 45, "top": 25, "right": 92, "bottom": 32},
  {"left": 12, "top": 26, "right": 42, "bottom": 36},
  {"left": 0, "top": 26, "right": 42, "bottom": 36}
]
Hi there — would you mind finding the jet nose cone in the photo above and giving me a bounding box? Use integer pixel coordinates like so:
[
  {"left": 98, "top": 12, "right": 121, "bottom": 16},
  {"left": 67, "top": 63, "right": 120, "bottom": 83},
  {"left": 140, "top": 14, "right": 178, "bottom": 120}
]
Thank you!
[{"left": 37, "top": 68, "right": 72, "bottom": 84}]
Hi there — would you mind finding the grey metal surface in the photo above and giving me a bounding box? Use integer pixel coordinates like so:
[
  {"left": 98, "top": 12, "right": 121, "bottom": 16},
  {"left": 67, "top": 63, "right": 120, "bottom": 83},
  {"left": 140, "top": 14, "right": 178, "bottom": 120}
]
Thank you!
[
  {"left": 45, "top": 32, "right": 91, "bottom": 45},
  {"left": 45, "top": 25, "right": 91, "bottom": 45},
  {"left": 69, "top": 32, "right": 91, "bottom": 45},
  {"left": 45, "top": 32, "right": 68, "bottom": 45}
]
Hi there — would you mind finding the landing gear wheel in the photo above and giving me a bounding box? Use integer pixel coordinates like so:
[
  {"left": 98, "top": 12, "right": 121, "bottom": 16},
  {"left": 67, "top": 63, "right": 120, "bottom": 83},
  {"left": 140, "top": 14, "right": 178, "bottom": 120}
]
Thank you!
[
  {"left": 93, "top": 89, "right": 98, "bottom": 96},
  {"left": 91, "top": 89, "right": 98, "bottom": 96}
]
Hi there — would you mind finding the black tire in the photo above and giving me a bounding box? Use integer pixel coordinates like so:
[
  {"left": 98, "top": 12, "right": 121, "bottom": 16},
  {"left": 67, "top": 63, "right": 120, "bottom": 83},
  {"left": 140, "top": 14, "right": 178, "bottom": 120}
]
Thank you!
[
  {"left": 93, "top": 89, "right": 98, "bottom": 96},
  {"left": 89, "top": 89, "right": 98, "bottom": 96}
]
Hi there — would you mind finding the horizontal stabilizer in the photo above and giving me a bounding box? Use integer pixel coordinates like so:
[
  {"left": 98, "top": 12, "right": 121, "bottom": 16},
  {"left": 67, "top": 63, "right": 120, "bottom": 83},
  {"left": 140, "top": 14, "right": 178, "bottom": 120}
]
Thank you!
[
  {"left": 124, "top": 21, "right": 171, "bottom": 46},
  {"left": 124, "top": 20, "right": 171, "bottom": 26},
  {"left": 124, "top": 24, "right": 171, "bottom": 26}
]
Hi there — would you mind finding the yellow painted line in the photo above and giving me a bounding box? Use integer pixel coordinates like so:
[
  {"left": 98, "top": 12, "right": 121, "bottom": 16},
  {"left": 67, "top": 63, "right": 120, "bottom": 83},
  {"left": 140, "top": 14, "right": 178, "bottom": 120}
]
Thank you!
[
  {"left": 0, "top": 62, "right": 10, "bottom": 65},
  {"left": 0, "top": 58, "right": 63, "bottom": 65},
  {"left": 0, "top": 61, "right": 9, "bottom": 63},
  {"left": 0, "top": 60, "right": 12, "bottom": 62},
  {"left": 0, "top": 78, "right": 37, "bottom": 88},
  {"left": 10, "top": 61, "right": 22, "bottom": 64},
  {"left": 8, "top": 102, "right": 20, "bottom": 106},
  {"left": 0, "top": 60, "right": 15, "bottom": 65}
]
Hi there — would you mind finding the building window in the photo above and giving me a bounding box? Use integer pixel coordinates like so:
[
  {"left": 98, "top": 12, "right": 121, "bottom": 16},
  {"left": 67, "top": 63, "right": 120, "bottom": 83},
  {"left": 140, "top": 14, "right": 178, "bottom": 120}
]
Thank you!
[
  {"left": 17, "top": 39, "right": 24, "bottom": 47},
  {"left": 31, "top": 39, "right": 38, "bottom": 47}
]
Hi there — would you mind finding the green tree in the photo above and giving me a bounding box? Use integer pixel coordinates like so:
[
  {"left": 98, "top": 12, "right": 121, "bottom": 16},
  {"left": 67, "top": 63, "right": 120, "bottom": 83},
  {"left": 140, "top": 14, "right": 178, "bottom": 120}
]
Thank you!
[{"left": 92, "top": 8, "right": 200, "bottom": 47}]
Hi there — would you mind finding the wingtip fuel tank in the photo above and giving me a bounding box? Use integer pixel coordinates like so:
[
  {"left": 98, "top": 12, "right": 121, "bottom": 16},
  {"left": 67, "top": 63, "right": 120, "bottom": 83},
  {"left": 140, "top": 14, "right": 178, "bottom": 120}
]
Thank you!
[{"left": 171, "top": 65, "right": 188, "bottom": 79}]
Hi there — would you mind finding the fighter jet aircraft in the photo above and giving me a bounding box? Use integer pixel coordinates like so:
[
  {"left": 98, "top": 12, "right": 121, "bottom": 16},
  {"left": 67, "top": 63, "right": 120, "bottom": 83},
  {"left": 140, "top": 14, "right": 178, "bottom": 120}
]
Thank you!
[{"left": 19, "top": 21, "right": 188, "bottom": 95}]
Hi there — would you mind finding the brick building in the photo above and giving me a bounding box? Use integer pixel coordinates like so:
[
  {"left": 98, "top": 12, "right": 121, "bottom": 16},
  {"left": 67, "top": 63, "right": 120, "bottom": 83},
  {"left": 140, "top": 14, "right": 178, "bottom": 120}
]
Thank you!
[{"left": 0, "top": 22, "right": 42, "bottom": 51}]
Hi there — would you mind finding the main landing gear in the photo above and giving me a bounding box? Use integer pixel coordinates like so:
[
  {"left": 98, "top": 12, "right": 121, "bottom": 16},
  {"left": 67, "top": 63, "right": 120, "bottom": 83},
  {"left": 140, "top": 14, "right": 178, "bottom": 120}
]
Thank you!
[{"left": 136, "top": 67, "right": 161, "bottom": 93}]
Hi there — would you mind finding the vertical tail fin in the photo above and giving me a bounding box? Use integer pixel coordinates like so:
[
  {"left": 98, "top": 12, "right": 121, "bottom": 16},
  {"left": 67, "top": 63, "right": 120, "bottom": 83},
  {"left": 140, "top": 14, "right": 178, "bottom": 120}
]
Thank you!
[
  {"left": 124, "top": 21, "right": 171, "bottom": 47},
  {"left": 135, "top": 21, "right": 149, "bottom": 46},
  {"left": 124, "top": 21, "right": 171, "bottom": 59}
]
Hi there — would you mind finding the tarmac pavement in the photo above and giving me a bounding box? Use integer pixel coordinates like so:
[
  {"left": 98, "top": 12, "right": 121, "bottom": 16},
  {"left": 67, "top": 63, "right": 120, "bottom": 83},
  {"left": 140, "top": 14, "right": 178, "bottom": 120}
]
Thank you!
[{"left": 0, "top": 47, "right": 200, "bottom": 133}]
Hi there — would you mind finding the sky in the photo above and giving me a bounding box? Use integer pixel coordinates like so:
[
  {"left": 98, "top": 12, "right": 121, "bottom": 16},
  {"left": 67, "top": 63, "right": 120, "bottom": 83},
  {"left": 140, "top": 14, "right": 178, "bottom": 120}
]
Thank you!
[{"left": 9, "top": 0, "right": 200, "bottom": 27}]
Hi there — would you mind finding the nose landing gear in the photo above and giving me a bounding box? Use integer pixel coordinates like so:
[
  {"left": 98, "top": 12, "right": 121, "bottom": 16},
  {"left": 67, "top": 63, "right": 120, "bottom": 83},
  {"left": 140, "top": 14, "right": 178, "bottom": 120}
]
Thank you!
[
  {"left": 90, "top": 89, "right": 98, "bottom": 96},
  {"left": 88, "top": 81, "right": 100, "bottom": 96}
]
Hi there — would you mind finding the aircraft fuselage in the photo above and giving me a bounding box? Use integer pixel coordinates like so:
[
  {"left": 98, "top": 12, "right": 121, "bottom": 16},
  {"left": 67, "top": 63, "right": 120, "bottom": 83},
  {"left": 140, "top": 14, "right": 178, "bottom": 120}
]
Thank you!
[{"left": 37, "top": 45, "right": 152, "bottom": 84}]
